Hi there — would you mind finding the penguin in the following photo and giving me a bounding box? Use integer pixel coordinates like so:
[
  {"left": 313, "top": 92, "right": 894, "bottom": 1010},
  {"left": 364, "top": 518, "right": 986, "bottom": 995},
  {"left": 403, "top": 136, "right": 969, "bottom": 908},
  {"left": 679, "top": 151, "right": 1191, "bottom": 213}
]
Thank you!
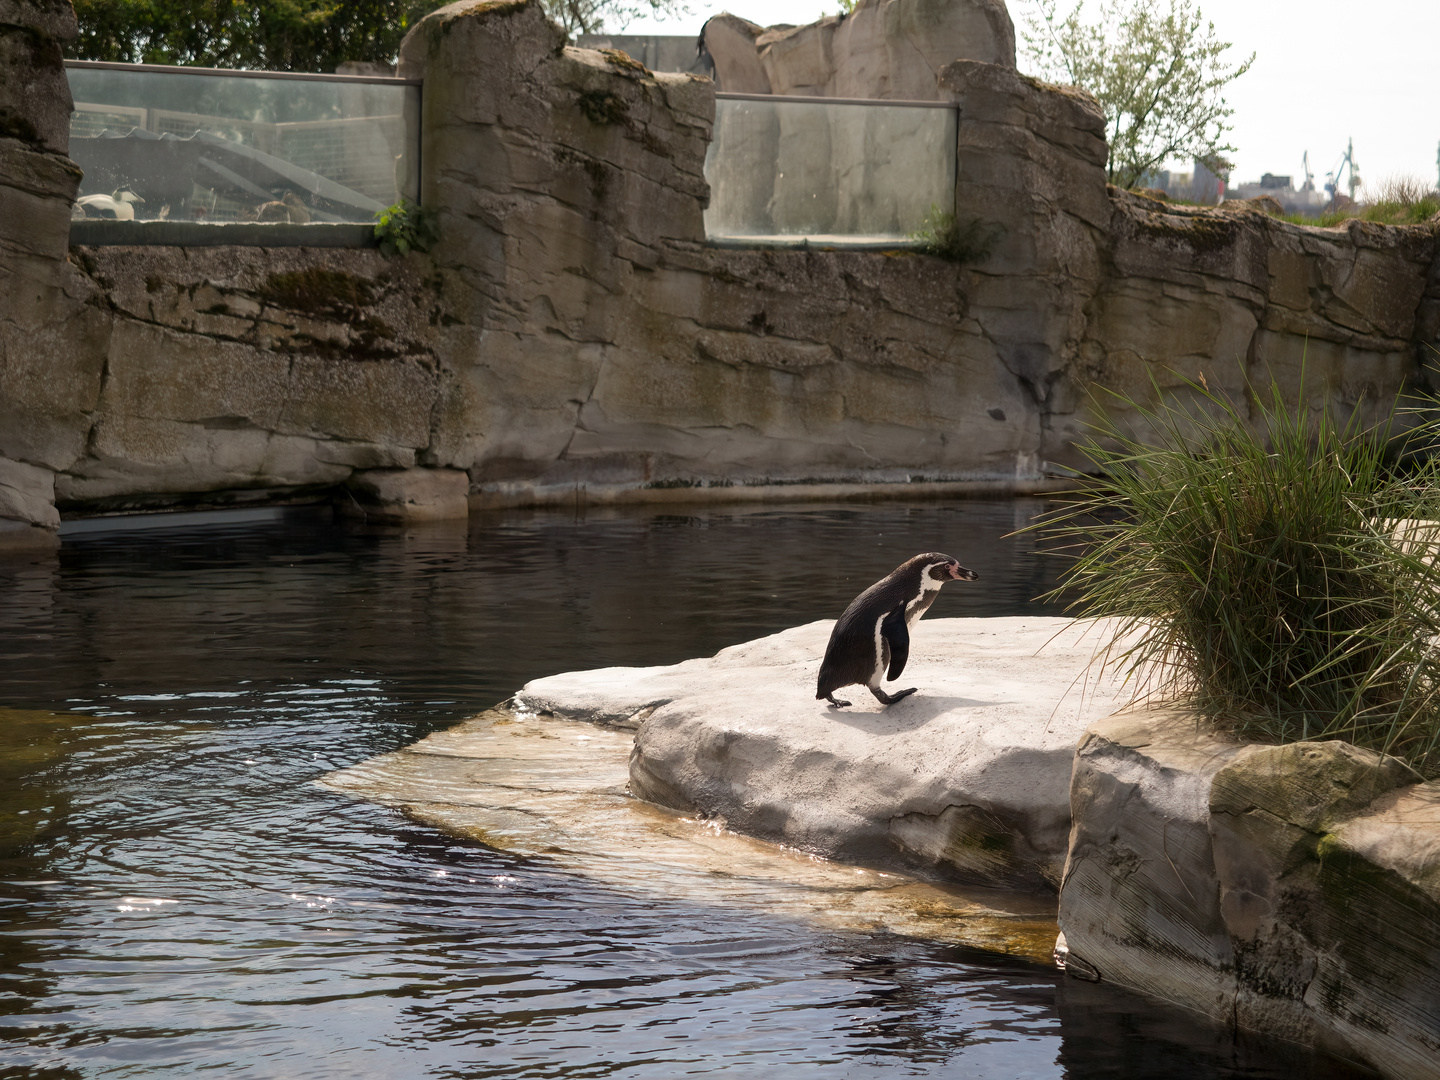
[{"left": 816, "top": 552, "right": 978, "bottom": 708}]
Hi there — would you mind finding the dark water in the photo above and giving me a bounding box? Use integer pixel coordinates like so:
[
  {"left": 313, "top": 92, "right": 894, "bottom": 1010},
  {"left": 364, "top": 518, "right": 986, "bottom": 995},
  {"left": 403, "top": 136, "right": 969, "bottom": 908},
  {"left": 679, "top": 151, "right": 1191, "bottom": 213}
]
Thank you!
[{"left": 0, "top": 500, "right": 1366, "bottom": 1078}]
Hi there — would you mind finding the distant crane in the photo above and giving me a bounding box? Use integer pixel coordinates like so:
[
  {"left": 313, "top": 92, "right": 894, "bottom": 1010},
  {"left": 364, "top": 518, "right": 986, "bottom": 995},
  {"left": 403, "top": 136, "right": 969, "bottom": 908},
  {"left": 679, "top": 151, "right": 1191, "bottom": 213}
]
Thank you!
[
  {"left": 1324, "top": 138, "right": 1361, "bottom": 205},
  {"left": 1300, "top": 151, "right": 1316, "bottom": 192}
]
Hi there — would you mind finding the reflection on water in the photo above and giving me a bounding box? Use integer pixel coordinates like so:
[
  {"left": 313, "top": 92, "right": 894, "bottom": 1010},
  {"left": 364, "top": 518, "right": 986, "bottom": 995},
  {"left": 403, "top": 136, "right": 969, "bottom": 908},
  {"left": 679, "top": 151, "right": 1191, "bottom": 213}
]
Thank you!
[{"left": 0, "top": 502, "right": 1367, "bottom": 1077}]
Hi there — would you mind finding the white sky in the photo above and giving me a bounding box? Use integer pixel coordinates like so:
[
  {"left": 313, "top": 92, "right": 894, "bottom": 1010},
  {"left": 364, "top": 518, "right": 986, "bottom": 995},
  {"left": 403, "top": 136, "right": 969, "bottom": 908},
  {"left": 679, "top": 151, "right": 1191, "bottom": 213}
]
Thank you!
[{"left": 617, "top": 0, "right": 1440, "bottom": 196}]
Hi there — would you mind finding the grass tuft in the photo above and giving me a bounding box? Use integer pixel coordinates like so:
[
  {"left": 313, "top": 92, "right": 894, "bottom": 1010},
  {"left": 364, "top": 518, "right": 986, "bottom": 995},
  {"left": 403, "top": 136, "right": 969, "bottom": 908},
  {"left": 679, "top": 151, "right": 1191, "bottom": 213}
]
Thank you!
[
  {"left": 907, "top": 206, "right": 1004, "bottom": 264},
  {"left": 1276, "top": 174, "right": 1440, "bottom": 228},
  {"left": 1034, "top": 374, "right": 1440, "bottom": 777}
]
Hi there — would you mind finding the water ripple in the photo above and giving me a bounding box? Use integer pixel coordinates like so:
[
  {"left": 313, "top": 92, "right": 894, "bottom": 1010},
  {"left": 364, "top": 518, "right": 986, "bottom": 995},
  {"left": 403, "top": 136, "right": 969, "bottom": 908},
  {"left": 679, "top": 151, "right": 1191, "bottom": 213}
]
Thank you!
[{"left": 0, "top": 502, "right": 1369, "bottom": 1078}]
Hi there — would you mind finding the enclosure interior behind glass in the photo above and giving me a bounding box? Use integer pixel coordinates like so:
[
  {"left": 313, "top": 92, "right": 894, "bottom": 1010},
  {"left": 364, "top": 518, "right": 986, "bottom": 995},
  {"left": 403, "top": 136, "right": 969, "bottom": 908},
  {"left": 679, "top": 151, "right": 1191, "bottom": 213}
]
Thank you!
[
  {"left": 66, "top": 63, "right": 420, "bottom": 227},
  {"left": 704, "top": 96, "right": 958, "bottom": 244}
]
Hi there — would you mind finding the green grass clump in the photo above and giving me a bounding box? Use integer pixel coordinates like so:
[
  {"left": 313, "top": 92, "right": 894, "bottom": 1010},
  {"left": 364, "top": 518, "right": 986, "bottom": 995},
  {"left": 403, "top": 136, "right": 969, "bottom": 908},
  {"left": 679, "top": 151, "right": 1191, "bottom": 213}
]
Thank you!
[
  {"left": 1038, "top": 375, "right": 1440, "bottom": 776},
  {"left": 1277, "top": 202, "right": 1439, "bottom": 228},
  {"left": 906, "top": 206, "right": 1004, "bottom": 264},
  {"left": 1277, "top": 176, "right": 1440, "bottom": 228}
]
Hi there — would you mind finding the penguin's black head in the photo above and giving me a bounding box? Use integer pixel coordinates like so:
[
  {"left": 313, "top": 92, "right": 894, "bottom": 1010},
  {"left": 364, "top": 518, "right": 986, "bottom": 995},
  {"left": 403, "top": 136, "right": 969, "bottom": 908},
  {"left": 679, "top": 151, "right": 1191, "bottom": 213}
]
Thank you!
[{"left": 922, "top": 553, "right": 979, "bottom": 582}]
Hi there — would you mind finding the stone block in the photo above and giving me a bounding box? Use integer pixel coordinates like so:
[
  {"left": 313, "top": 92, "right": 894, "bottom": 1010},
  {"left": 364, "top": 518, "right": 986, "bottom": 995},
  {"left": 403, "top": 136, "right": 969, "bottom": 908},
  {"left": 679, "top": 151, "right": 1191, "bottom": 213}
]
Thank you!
[
  {"left": 0, "top": 146, "right": 80, "bottom": 262},
  {"left": 1059, "top": 710, "right": 1255, "bottom": 1021},
  {"left": 0, "top": 31, "right": 71, "bottom": 154},
  {"left": 1059, "top": 710, "right": 1440, "bottom": 1080},
  {"left": 710, "top": 0, "right": 1016, "bottom": 101},
  {"left": 0, "top": 0, "right": 77, "bottom": 39},
  {"left": 1208, "top": 741, "right": 1424, "bottom": 1046},
  {"left": 519, "top": 616, "right": 1134, "bottom": 888},
  {"left": 344, "top": 467, "right": 470, "bottom": 521},
  {"left": 0, "top": 455, "right": 58, "bottom": 527},
  {"left": 0, "top": 517, "right": 59, "bottom": 550},
  {"left": 700, "top": 13, "right": 770, "bottom": 93},
  {"left": 279, "top": 357, "right": 437, "bottom": 449}
]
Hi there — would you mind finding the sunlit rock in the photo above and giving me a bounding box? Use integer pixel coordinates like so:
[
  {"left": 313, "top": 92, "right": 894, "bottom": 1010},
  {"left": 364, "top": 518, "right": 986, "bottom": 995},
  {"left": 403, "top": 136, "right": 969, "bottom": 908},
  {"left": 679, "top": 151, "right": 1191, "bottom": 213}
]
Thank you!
[
  {"left": 0, "top": 456, "right": 59, "bottom": 530},
  {"left": 322, "top": 707, "right": 1064, "bottom": 959},
  {"left": 1058, "top": 709, "right": 1440, "bottom": 1080},
  {"left": 519, "top": 616, "right": 1133, "bottom": 889}
]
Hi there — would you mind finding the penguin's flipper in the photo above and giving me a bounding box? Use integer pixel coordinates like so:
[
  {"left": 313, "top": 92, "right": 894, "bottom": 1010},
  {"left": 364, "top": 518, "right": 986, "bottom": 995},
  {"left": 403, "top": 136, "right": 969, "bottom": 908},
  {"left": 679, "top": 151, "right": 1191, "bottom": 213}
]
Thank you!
[{"left": 881, "top": 603, "right": 910, "bottom": 681}]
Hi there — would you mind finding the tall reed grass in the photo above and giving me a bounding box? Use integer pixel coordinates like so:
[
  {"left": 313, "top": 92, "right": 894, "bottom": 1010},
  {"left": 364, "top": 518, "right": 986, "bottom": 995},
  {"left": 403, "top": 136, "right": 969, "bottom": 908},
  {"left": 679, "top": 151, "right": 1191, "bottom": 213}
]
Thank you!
[{"left": 1039, "top": 377, "right": 1440, "bottom": 776}]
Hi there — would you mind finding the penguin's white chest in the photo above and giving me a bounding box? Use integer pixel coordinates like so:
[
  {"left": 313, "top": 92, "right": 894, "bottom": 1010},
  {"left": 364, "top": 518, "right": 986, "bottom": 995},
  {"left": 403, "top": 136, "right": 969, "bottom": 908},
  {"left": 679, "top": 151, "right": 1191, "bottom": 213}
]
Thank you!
[{"left": 905, "top": 576, "right": 943, "bottom": 626}]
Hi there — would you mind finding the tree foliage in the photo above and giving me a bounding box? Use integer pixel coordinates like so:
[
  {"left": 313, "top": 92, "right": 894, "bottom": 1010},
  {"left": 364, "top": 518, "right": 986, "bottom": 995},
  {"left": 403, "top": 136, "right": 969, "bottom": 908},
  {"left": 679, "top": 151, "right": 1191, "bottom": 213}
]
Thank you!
[
  {"left": 68, "top": 0, "right": 688, "bottom": 70},
  {"left": 1019, "top": 0, "right": 1253, "bottom": 189},
  {"left": 540, "top": 0, "right": 688, "bottom": 36},
  {"left": 69, "top": 0, "right": 450, "bottom": 70}
]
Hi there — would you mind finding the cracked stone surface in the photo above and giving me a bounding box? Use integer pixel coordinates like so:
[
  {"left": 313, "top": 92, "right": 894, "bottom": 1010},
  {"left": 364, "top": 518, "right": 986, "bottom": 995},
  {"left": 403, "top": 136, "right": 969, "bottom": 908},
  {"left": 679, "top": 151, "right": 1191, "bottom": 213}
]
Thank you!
[{"left": 1059, "top": 710, "right": 1440, "bottom": 1080}]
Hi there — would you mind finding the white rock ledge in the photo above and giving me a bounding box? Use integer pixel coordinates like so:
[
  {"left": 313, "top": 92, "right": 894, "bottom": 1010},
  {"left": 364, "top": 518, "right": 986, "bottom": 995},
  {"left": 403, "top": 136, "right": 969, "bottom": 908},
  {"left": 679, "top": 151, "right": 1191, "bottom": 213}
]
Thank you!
[{"left": 517, "top": 616, "right": 1133, "bottom": 889}]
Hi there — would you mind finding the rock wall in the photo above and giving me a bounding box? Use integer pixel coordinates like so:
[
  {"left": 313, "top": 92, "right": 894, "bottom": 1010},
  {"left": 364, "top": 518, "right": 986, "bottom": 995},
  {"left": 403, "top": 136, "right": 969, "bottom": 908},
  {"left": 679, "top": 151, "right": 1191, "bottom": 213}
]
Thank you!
[
  {"left": 395, "top": 0, "right": 1052, "bottom": 500},
  {"left": 0, "top": 0, "right": 1437, "bottom": 536},
  {"left": 702, "top": 0, "right": 1016, "bottom": 98},
  {"left": 0, "top": 0, "right": 84, "bottom": 545},
  {"left": 59, "top": 248, "right": 445, "bottom": 510},
  {"left": 1059, "top": 711, "right": 1440, "bottom": 1080}
]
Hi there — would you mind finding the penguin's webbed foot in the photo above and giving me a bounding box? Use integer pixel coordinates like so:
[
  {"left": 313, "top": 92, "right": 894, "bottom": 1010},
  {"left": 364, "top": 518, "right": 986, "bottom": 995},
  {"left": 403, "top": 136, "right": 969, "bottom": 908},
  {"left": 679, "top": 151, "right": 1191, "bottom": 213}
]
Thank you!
[
  {"left": 824, "top": 693, "right": 852, "bottom": 708},
  {"left": 870, "top": 686, "right": 917, "bottom": 706}
]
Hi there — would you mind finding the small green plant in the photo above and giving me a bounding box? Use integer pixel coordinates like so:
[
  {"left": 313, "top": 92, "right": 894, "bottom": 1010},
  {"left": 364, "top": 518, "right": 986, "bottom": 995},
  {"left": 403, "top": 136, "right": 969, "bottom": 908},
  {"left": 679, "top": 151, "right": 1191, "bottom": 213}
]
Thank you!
[
  {"left": 1035, "top": 373, "right": 1440, "bottom": 776},
  {"left": 373, "top": 199, "right": 438, "bottom": 256},
  {"left": 907, "top": 206, "right": 1003, "bottom": 264}
]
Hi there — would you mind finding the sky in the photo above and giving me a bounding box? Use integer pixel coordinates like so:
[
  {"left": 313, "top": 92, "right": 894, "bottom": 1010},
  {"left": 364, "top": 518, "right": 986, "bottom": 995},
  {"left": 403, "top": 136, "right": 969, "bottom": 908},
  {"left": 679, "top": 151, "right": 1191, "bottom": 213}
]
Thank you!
[{"left": 616, "top": 0, "right": 1440, "bottom": 197}]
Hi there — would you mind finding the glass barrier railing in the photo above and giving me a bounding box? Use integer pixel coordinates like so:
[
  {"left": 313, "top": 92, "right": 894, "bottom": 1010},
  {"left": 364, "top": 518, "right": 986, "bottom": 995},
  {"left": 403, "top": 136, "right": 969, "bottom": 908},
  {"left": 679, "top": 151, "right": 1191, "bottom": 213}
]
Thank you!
[
  {"left": 704, "top": 94, "right": 957, "bottom": 245},
  {"left": 66, "top": 61, "right": 420, "bottom": 230}
]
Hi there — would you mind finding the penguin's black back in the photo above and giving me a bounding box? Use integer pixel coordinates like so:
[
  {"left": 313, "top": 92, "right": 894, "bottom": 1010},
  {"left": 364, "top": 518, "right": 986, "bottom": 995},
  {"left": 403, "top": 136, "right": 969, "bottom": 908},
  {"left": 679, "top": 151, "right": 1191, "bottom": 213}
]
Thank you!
[{"left": 816, "top": 553, "right": 943, "bottom": 697}]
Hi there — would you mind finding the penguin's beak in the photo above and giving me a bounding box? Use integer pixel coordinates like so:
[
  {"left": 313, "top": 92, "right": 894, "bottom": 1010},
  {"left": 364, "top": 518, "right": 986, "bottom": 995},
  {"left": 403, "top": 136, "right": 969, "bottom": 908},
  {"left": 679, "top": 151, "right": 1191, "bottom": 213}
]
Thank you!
[{"left": 949, "top": 562, "right": 978, "bottom": 581}]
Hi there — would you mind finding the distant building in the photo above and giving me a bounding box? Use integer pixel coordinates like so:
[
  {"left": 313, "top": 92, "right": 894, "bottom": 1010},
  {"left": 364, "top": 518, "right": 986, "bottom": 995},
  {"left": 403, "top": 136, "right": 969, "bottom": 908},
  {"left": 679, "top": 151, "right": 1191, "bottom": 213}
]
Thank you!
[
  {"left": 1226, "top": 171, "right": 1327, "bottom": 216},
  {"left": 1137, "top": 159, "right": 1225, "bottom": 205}
]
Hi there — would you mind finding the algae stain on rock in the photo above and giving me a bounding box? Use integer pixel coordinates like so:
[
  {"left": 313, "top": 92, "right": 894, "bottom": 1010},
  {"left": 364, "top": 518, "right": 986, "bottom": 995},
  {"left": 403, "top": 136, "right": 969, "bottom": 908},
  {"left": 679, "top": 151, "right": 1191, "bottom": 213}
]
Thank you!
[
  {"left": 259, "top": 268, "right": 379, "bottom": 320},
  {"left": 258, "top": 267, "right": 401, "bottom": 361}
]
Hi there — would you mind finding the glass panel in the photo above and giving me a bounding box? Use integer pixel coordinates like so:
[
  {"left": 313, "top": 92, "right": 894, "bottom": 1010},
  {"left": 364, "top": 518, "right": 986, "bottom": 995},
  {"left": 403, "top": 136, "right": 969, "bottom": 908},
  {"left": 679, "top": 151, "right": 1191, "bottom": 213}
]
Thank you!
[
  {"left": 704, "top": 97, "right": 956, "bottom": 244},
  {"left": 66, "top": 64, "right": 420, "bottom": 227}
]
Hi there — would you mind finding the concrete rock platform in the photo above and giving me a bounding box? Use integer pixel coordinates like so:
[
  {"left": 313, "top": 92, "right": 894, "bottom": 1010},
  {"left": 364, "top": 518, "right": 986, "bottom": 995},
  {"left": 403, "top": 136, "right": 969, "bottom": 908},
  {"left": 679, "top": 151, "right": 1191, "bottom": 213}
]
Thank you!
[{"left": 518, "top": 616, "right": 1134, "bottom": 889}]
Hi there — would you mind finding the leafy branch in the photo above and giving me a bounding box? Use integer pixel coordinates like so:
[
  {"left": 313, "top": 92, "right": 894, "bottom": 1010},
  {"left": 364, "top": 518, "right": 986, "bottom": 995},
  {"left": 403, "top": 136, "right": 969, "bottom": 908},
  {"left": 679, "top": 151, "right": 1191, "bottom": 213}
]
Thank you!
[{"left": 1019, "top": 0, "right": 1253, "bottom": 189}]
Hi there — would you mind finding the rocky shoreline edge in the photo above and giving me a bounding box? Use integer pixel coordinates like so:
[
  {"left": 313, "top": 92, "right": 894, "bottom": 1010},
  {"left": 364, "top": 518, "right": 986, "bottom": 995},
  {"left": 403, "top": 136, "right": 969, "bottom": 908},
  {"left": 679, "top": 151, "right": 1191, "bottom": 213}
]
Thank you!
[{"left": 334, "top": 616, "right": 1440, "bottom": 1077}]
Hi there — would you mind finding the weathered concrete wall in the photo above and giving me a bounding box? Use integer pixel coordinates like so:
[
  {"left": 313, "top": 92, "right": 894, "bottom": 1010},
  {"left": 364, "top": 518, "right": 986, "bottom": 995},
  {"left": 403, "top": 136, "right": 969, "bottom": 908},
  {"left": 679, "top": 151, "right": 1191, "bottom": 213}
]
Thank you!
[
  {"left": 59, "top": 248, "right": 445, "bottom": 510},
  {"left": 1, "top": 0, "right": 1438, "bottom": 535},
  {"left": 391, "top": 0, "right": 1052, "bottom": 499},
  {"left": 1058, "top": 711, "right": 1440, "bottom": 1080},
  {"left": 0, "top": 0, "right": 85, "bottom": 545},
  {"left": 1077, "top": 193, "right": 1438, "bottom": 461},
  {"left": 703, "top": 0, "right": 1016, "bottom": 98}
]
